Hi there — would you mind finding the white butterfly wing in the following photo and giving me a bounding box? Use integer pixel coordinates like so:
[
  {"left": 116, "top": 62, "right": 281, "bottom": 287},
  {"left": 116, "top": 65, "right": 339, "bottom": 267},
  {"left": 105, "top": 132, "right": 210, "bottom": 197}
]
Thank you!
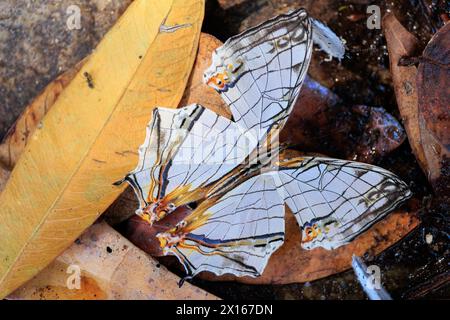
[
  {"left": 161, "top": 107, "right": 255, "bottom": 198},
  {"left": 168, "top": 174, "right": 285, "bottom": 278},
  {"left": 204, "top": 9, "right": 313, "bottom": 142},
  {"left": 124, "top": 105, "right": 201, "bottom": 207},
  {"left": 163, "top": 155, "right": 411, "bottom": 278},
  {"left": 204, "top": 9, "right": 345, "bottom": 143},
  {"left": 124, "top": 8, "right": 409, "bottom": 280},
  {"left": 274, "top": 157, "right": 412, "bottom": 250},
  {"left": 125, "top": 104, "right": 256, "bottom": 210}
]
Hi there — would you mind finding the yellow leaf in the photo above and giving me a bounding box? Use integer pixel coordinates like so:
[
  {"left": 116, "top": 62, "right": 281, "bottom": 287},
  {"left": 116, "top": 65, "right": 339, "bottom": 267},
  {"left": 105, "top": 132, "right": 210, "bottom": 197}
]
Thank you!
[{"left": 0, "top": 0, "right": 205, "bottom": 298}]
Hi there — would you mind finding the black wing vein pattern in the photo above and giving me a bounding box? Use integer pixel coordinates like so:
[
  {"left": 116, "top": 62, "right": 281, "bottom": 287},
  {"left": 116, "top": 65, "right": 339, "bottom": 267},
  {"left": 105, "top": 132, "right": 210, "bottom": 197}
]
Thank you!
[
  {"left": 169, "top": 157, "right": 410, "bottom": 277},
  {"left": 273, "top": 157, "right": 412, "bottom": 250},
  {"left": 173, "top": 174, "right": 285, "bottom": 278},
  {"left": 204, "top": 9, "right": 313, "bottom": 142},
  {"left": 125, "top": 104, "right": 255, "bottom": 207}
]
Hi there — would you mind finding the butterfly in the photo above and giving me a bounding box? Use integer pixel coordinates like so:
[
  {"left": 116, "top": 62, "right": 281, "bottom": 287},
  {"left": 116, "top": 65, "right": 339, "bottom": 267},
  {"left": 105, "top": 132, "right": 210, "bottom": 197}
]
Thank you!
[{"left": 122, "top": 9, "right": 411, "bottom": 280}]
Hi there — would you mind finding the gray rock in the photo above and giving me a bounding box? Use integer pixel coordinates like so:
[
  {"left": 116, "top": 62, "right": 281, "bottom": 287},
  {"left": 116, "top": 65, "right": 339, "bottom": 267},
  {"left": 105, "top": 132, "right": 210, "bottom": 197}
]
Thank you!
[{"left": 0, "top": 0, "right": 132, "bottom": 140}]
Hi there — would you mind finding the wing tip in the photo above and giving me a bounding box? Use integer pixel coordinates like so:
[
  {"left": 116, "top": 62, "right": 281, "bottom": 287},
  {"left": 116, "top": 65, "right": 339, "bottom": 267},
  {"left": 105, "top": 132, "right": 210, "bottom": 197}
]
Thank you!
[{"left": 311, "top": 18, "right": 346, "bottom": 61}]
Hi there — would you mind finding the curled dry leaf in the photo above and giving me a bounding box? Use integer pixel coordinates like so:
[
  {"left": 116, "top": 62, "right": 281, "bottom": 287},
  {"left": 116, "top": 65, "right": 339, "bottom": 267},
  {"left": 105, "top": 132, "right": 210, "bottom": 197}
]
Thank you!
[
  {"left": 8, "top": 222, "right": 217, "bottom": 300},
  {"left": 416, "top": 22, "right": 450, "bottom": 193},
  {"left": 383, "top": 14, "right": 428, "bottom": 175},
  {"left": 0, "top": 0, "right": 205, "bottom": 298},
  {"left": 384, "top": 13, "right": 449, "bottom": 193}
]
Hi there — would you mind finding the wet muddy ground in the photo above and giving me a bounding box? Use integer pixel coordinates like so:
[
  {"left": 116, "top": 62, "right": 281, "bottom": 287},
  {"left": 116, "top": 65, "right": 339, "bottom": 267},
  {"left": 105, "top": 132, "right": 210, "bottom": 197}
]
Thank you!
[{"left": 0, "top": 0, "right": 448, "bottom": 299}]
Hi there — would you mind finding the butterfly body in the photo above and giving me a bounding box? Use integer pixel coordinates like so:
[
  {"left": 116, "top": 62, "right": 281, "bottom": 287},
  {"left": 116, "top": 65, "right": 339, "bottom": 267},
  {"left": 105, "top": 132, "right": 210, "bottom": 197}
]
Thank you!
[{"left": 124, "top": 8, "right": 411, "bottom": 279}]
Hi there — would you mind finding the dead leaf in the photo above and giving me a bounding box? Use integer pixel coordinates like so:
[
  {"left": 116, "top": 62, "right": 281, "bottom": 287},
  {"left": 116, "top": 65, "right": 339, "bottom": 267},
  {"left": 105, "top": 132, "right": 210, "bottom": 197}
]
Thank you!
[
  {"left": 383, "top": 14, "right": 428, "bottom": 174},
  {"left": 416, "top": 22, "right": 450, "bottom": 193},
  {"left": 8, "top": 222, "right": 217, "bottom": 300},
  {"left": 0, "top": 0, "right": 205, "bottom": 298}
]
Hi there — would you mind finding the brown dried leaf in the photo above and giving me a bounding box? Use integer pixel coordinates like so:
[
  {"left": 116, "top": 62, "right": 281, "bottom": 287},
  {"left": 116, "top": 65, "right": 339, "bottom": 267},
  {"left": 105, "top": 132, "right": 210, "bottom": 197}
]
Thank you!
[
  {"left": 8, "top": 222, "right": 217, "bottom": 300},
  {"left": 383, "top": 14, "right": 428, "bottom": 173},
  {"left": 416, "top": 22, "right": 450, "bottom": 193}
]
